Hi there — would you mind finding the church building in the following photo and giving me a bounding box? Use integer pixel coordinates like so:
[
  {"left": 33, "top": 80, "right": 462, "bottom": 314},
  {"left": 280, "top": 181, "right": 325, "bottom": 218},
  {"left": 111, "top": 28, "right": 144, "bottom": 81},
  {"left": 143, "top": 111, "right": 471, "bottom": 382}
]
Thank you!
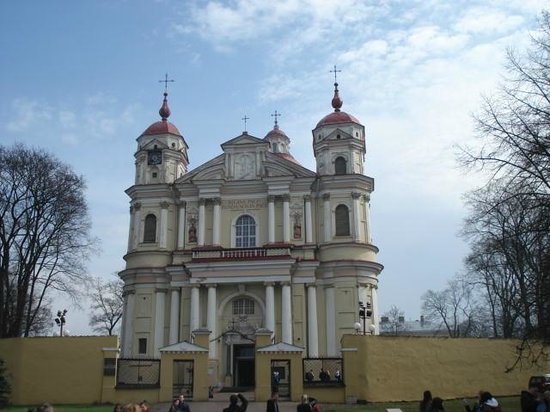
[{"left": 119, "top": 78, "right": 383, "bottom": 388}]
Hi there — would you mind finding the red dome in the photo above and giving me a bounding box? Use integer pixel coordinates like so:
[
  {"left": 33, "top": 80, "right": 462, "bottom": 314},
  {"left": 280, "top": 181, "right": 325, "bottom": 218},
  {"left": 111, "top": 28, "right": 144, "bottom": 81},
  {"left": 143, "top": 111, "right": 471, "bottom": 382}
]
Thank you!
[
  {"left": 142, "top": 119, "right": 182, "bottom": 136},
  {"left": 264, "top": 126, "right": 290, "bottom": 142},
  {"left": 316, "top": 111, "right": 361, "bottom": 128}
]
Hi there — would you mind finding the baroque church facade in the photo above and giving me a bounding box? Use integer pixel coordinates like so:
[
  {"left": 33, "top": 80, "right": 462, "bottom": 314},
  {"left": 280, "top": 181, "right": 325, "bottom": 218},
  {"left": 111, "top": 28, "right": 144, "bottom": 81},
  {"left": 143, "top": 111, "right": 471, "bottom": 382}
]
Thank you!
[{"left": 119, "top": 81, "right": 383, "bottom": 387}]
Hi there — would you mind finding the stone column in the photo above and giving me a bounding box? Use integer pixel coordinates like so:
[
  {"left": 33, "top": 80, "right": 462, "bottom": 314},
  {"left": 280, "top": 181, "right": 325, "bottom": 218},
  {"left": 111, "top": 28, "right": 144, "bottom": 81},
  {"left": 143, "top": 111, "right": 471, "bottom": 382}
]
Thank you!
[
  {"left": 177, "top": 201, "right": 186, "bottom": 249},
  {"left": 268, "top": 195, "right": 275, "bottom": 243},
  {"left": 281, "top": 283, "right": 293, "bottom": 343},
  {"left": 212, "top": 198, "right": 221, "bottom": 245},
  {"left": 304, "top": 195, "right": 313, "bottom": 243},
  {"left": 207, "top": 285, "right": 217, "bottom": 358},
  {"left": 283, "top": 194, "right": 290, "bottom": 243},
  {"left": 127, "top": 206, "right": 135, "bottom": 251},
  {"left": 198, "top": 199, "right": 206, "bottom": 246},
  {"left": 190, "top": 286, "right": 200, "bottom": 338},
  {"left": 352, "top": 192, "right": 361, "bottom": 241},
  {"left": 133, "top": 202, "right": 141, "bottom": 247},
  {"left": 371, "top": 285, "right": 379, "bottom": 335},
  {"left": 307, "top": 284, "right": 319, "bottom": 357},
  {"left": 364, "top": 195, "right": 371, "bottom": 243},
  {"left": 154, "top": 290, "right": 166, "bottom": 356},
  {"left": 323, "top": 194, "right": 331, "bottom": 242},
  {"left": 169, "top": 288, "right": 180, "bottom": 344},
  {"left": 160, "top": 201, "right": 169, "bottom": 249},
  {"left": 265, "top": 282, "right": 275, "bottom": 335},
  {"left": 123, "top": 292, "right": 135, "bottom": 357},
  {"left": 325, "top": 286, "right": 336, "bottom": 356}
]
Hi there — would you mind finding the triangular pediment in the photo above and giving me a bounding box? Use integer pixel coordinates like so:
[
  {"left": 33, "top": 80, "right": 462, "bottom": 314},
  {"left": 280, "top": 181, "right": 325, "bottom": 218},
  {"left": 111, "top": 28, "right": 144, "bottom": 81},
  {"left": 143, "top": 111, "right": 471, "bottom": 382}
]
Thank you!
[
  {"left": 264, "top": 152, "right": 315, "bottom": 178},
  {"left": 325, "top": 128, "right": 353, "bottom": 141},
  {"left": 140, "top": 138, "right": 169, "bottom": 150},
  {"left": 159, "top": 340, "right": 208, "bottom": 353},
  {"left": 221, "top": 133, "right": 267, "bottom": 149},
  {"left": 256, "top": 342, "right": 305, "bottom": 353},
  {"left": 177, "top": 154, "right": 225, "bottom": 183}
]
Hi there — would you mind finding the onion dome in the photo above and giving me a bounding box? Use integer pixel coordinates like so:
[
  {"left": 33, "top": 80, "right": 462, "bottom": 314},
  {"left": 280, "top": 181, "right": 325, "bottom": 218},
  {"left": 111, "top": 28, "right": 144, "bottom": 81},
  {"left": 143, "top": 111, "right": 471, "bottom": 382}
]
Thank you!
[
  {"left": 316, "top": 82, "right": 361, "bottom": 128},
  {"left": 142, "top": 92, "right": 182, "bottom": 136}
]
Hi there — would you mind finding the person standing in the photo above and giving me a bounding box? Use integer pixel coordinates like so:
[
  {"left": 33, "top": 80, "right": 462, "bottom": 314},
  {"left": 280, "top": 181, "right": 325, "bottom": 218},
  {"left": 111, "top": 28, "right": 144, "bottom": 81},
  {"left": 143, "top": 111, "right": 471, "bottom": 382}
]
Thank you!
[
  {"left": 223, "top": 393, "right": 248, "bottom": 412},
  {"left": 297, "top": 394, "right": 312, "bottom": 412},
  {"left": 420, "top": 390, "right": 432, "bottom": 412},
  {"left": 266, "top": 390, "right": 279, "bottom": 412},
  {"left": 178, "top": 394, "right": 191, "bottom": 412}
]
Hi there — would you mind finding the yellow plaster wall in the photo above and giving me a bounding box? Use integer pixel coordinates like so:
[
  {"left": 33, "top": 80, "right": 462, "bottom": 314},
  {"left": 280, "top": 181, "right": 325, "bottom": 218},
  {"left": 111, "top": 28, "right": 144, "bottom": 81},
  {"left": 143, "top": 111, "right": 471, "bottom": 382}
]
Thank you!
[
  {"left": 159, "top": 352, "right": 210, "bottom": 401},
  {"left": 341, "top": 335, "right": 549, "bottom": 402},
  {"left": 0, "top": 336, "right": 117, "bottom": 405}
]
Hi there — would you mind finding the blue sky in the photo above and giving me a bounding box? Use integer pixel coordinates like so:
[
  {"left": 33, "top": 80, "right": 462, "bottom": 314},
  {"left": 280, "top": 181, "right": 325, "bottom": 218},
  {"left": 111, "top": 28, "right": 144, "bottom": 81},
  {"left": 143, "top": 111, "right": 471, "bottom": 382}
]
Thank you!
[{"left": 1, "top": 1, "right": 546, "bottom": 335}]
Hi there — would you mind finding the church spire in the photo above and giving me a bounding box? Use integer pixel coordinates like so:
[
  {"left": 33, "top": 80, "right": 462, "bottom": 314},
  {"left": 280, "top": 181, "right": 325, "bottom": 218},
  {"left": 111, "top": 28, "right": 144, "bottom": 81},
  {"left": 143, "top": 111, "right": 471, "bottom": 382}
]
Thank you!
[
  {"left": 159, "top": 92, "right": 171, "bottom": 121},
  {"left": 329, "top": 65, "right": 343, "bottom": 112},
  {"left": 331, "top": 82, "right": 343, "bottom": 112},
  {"left": 158, "top": 73, "right": 174, "bottom": 121}
]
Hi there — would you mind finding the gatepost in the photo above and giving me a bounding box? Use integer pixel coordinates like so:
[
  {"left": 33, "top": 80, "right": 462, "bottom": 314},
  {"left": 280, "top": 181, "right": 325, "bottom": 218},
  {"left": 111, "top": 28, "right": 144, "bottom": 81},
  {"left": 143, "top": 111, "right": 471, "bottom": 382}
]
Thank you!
[
  {"left": 254, "top": 328, "right": 304, "bottom": 402},
  {"left": 158, "top": 328, "right": 211, "bottom": 401}
]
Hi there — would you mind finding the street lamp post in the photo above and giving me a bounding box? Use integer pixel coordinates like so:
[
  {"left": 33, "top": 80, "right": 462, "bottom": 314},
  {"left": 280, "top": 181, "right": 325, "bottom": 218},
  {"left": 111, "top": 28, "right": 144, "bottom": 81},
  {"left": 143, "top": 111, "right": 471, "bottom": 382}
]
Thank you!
[
  {"left": 358, "top": 301, "right": 372, "bottom": 335},
  {"left": 54, "top": 309, "right": 67, "bottom": 336}
]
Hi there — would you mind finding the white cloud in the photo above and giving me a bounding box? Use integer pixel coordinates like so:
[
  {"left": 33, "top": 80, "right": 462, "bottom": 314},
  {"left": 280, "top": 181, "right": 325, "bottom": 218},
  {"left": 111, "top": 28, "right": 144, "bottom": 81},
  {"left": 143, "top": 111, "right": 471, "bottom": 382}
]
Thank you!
[{"left": 6, "top": 98, "right": 53, "bottom": 132}]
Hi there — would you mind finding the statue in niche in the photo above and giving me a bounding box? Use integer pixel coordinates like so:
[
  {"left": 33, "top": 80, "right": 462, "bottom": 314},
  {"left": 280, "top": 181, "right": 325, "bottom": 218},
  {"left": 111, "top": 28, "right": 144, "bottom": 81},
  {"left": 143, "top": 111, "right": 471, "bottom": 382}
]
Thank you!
[
  {"left": 293, "top": 219, "right": 302, "bottom": 239},
  {"left": 188, "top": 217, "right": 197, "bottom": 243}
]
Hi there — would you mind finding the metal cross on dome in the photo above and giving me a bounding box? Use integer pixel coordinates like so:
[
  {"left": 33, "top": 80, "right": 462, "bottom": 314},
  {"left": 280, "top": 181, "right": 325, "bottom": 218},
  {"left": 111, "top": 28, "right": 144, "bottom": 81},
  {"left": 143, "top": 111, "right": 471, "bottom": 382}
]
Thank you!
[
  {"left": 271, "top": 110, "right": 281, "bottom": 127},
  {"left": 330, "top": 65, "right": 342, "bottom": 83},
  {"left": 158, "top": 73, "right": 175, "bottom": 93}
]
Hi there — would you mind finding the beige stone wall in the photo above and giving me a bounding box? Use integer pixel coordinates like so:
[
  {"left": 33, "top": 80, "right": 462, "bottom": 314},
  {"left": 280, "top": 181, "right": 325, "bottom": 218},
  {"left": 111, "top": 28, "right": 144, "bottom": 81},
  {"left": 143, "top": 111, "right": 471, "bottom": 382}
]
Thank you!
[
  {"left": 0, "top": 336, "right": 118, "bottom": 405},
  {"left": 341, "top": 335, "right": 550, "bottom": 402}
]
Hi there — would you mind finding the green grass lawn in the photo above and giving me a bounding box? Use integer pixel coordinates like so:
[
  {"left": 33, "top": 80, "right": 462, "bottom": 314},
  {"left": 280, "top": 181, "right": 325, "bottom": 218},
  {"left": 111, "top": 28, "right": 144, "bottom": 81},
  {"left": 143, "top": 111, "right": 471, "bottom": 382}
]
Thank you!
[{"left": 324, "top": 396, "right": 519, "bottom": 412}]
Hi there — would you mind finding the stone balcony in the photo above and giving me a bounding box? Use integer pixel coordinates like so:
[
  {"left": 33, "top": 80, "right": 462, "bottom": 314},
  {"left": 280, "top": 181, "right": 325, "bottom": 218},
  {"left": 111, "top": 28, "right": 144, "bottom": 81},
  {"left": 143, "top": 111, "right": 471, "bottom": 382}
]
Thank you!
[{"left": 191, "top": 246, "right": 292, "bottom": 261}]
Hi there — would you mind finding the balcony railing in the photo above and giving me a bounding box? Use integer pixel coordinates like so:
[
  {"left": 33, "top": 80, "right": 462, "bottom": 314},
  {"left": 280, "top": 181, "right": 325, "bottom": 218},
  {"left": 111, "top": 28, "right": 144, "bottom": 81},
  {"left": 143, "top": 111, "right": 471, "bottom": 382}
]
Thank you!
[{"left": 192, "top": 246, "right": 292, "bottom": 261}]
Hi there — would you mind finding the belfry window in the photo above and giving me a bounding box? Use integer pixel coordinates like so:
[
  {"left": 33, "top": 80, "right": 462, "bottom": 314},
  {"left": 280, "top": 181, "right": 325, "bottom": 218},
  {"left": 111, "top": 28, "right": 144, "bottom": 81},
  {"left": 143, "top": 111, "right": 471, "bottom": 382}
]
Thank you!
[
  {"left": 335, "top": 205, "right": 350, "bottom": 236},
  {"left": 143, "top": 214, "right": 157, "bottom": 243},
  {"left": 233, "top": 298, "right": 255, "bottom": 315},
  {"left": 335, "top": 156, "right": 347, "bottom": 175},
  {"left": 235, "top": 215, "right": 256, "bottom": 248}
]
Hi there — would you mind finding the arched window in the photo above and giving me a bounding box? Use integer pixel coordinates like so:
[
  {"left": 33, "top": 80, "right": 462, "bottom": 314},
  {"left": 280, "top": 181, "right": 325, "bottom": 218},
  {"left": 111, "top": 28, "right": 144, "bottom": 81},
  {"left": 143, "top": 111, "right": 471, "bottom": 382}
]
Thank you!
[
  {"left": 335, "top": 205, "right": 350, "bottom": 236},
  {"left": 235, "top": 215, "right": 256, "bottom": 247},
  {"left": 233, "top": 298, "right": 255, "bottom": 315},
  {"left": 143, "top": 214, "right": 157, "bottom": 243},
  {"left": 335, "top": 156, "right": 347, "bottom": 175}
]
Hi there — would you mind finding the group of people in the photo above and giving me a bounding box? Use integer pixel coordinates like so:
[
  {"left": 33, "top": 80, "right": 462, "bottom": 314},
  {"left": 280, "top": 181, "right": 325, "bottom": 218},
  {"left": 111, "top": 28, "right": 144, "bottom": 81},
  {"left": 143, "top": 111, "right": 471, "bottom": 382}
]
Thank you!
[
  {"left": 521, "top": 386, "right": 550, "bottom": 412},
  {"left": 113, "top": 400, "right": 151, "bottom": 412},
  {"left": 420, "top": 390, "right": 502, "bottom": 412},
  {"left": 304, "top": 368, "right": 341, "bottom": 383},
  {"left": 26, "top": 403, "right": 54, "bottom": 412},
  {"left": 168, "top": 394, "right": 191, "bottom": 412}
]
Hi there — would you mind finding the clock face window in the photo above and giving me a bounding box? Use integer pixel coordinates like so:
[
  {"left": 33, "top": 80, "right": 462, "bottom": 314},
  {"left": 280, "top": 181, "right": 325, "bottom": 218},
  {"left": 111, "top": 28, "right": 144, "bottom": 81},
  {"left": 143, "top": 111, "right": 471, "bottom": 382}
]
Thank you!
[{"left": 148, "top": 150, "right": 162, "bottom": 165}]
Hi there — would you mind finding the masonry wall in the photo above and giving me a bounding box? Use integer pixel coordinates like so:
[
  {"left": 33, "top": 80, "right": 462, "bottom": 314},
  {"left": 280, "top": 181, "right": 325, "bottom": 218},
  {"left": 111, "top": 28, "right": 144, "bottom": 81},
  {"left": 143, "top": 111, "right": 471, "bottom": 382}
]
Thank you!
[
  {"left": 0, "top": 336, "right": 118, "bottom": 405},
  {"left": 341, "top": 335, "right": 549, "bottom": 402}
]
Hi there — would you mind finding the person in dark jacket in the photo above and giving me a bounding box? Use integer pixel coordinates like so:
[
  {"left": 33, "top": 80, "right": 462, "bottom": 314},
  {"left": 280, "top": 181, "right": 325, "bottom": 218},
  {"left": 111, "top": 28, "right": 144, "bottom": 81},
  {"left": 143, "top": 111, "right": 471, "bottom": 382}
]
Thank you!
[
  {"left": 430, "top": 397, "right": 444, "bottom": 412},
  {"left": 266, "top": 390, "right": 279, "bottom": 412},
  {"left": 420, "top": 390, "right": 432, "bottom": 412},
  {"left": 223, "top": 393, "right": 248, "bottom": 412},
  {"left": 297, "top": 394, "right": 312, "bottom": 412}
]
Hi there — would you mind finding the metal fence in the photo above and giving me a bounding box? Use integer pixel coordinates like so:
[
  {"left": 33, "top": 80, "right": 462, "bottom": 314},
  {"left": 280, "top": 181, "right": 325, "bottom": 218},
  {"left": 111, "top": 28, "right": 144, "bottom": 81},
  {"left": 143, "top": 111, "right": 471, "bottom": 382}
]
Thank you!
[
  {"left": 303, "top": 357, "right": 343, "bottom": 385},
  {"left": 116, "top": 358, "right": 160, "bottom": 388}
]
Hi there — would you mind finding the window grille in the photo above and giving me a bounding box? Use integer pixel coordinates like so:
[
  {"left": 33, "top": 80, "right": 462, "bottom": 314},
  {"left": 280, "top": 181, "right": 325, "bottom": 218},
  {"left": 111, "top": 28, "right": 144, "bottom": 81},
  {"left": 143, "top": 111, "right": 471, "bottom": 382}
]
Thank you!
[{"left": 235, "top": 215, "right": 256, "bottom": 248}]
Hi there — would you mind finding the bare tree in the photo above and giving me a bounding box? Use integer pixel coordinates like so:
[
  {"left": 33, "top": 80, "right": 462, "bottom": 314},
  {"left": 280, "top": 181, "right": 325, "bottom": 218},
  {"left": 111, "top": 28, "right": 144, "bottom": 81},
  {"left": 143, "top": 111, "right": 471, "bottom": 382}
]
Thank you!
[
  {"left": 0, "top": 144, "right": 95, "bottom": 338},
  {"left": 421, "top": 277, "right": 485, "bottom": 338},
  {"left": 88, "top": 275, "right": 124, "bottom": 336},
  {"left": 380, "top": 305, "right": 408, "bottom": 335},
  {"left": 458, "top": 10, "right": 550, "bottom": 360}
]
